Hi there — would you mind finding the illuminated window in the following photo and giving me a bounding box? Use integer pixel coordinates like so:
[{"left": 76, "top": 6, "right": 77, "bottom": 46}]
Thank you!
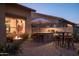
[
  {"left": 5, "top": 17, "right": 16, "bottom": 34},
  {"left": 5, "top": 17, "right": 25, "bottom": 37},
  {"left": 67, "top": 24, "right": 72, "bottom": 27},
  {"left": 6, "top": 24, "right": 10, "bottom": 33}
]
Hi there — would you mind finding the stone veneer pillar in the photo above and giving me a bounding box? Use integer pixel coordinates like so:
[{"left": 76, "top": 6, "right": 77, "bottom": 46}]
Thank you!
[
  {"left": 25, "top": 14, "right": 32, "bottom": 39},
  {"left": 0, "top": 4, "right": 6, "bottom": 45}
]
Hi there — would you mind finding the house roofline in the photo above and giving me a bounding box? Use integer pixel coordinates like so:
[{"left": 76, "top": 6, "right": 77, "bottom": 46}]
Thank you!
[{"left": 5, "top": 3, "right": 36, "bottom": 12}]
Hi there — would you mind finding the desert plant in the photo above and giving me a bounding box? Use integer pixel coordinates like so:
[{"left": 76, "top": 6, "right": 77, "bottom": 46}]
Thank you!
[
  {"left": 6, "top": 43, "right": 20, "bottom": 56},
  {"left": 0, "top": 44, "right": 5, "bottom": 53},
  {"left": 0, "top": 43, "right": 8, "bottom": 56}
]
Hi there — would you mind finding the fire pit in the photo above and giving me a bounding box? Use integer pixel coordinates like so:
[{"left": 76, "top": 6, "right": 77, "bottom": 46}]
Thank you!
[{"left": 13, "top": 36, "right": 22, "bottom": 40}]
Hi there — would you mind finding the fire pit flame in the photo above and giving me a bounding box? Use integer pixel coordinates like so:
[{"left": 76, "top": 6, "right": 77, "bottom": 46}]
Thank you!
[{"left": 14, "top": 36, "right": 22, "bottom": 40}]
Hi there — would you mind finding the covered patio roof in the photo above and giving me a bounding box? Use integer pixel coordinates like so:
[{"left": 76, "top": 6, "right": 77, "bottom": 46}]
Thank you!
[{"left": 59, "top": 19, "right": 75, "bottom": 25}]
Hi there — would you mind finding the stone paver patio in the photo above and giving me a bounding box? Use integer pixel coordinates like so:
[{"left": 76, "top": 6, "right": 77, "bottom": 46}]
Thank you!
[{"left": 18, "top": 40, "right": 78, "bottom": 56}]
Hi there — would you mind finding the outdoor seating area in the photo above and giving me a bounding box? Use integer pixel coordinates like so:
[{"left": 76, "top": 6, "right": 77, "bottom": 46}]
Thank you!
[
  {"left": 31, "top": 32, "right": 74, "bottom": 49},
  {"left": 31, "top": 33, "right": 53, "bottom": 42},
  {"left": 54, "top": 32, "right": 74, "bottom": 48}
]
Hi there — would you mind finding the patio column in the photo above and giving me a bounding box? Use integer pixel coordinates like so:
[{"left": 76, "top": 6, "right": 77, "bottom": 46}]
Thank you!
[
  {"left": 25, "top": 14, "right": 32, "bottom": 39},
  {"left": 0, "top": 4, "right": 6, "bottom": 45}
]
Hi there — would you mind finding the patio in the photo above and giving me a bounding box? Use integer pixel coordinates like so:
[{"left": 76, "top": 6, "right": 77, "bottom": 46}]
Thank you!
[{"left": 17, "top": 40, "right": 78, "bottom": 56}]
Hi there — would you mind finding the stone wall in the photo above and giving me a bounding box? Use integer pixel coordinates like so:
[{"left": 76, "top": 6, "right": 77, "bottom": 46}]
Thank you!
[{"left": 0, "top": 4, "right": 6, "bottom": 44}]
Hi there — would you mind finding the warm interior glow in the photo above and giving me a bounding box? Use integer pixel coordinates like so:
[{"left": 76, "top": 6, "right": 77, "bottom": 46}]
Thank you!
[
  {"left": 5, "top": 17, "right": 25, "bottom": 39},
  {"left": 67, "top": 24, "right": 72, "bottom": 27},
  {"left": 32, "top": 27, "right": 73, "bottom": 33}
]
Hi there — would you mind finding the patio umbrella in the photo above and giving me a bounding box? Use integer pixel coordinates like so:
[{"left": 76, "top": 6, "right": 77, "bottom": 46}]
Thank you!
[
  {"left": 31, "top": 18, "right": 50, "bottom": 24},
  {"left": 31, "top": 18, "right": 50, "bottom": 33}
]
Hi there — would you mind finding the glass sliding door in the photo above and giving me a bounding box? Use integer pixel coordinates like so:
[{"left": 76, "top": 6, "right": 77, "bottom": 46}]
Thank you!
[{"left": 5, "top": 16, "right": 25, "bottom": 38}]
